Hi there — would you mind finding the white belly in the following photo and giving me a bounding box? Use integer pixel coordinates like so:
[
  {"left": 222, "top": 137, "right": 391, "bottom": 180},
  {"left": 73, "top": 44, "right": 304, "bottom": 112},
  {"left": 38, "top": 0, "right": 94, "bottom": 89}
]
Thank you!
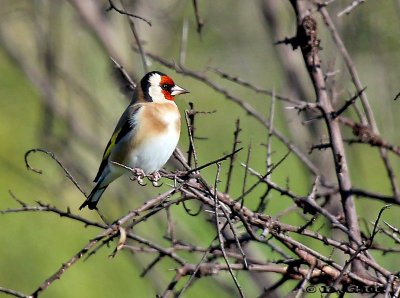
[{"left": 127, "top": 129, "right": 179, "bottom": 174}]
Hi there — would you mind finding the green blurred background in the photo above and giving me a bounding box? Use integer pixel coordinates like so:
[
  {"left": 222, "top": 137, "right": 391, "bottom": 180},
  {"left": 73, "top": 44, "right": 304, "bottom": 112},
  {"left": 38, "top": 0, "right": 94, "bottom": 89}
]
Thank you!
[{"left": 1, "top": 0, "right": 400, "bottom": 297}]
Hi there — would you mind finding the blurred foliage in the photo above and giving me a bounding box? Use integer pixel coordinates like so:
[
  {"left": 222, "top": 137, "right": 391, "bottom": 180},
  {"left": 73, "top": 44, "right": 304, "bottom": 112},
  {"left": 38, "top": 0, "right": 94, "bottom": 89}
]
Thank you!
[{"left": 0, "top": 0, "right": 399, "bottom": 297}]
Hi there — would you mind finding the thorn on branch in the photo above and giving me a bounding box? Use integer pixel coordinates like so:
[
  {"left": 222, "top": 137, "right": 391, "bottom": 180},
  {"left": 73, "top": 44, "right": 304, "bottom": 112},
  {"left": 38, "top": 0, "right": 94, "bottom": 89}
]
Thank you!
[
  {"left": 368, "top": 204, "right": 391, "bottom": 245},
  {"left": 297, "top": 215, "right": 318, "bottom": 233},
  {"left": 274, "top": 36, "right": 299, "bottom": 49},
  {"left": 237, "top": 151, "right": 291, "bottom": 203},
  {"left": 140, "top": 254, "right": 164, "bottom": 277},
  {"left": 277, "top": 16, "right": 321, "bottom": 60},
  {"left": 331, "top": 87, "right": 367, "bottom": 119},
  {"left": 309, "top": 142, "right": 331, "bottom": 154},
  {"left": 186, "top": 108, "right": 217, "bottom": 116},
  {"left": 296, "top": 177, "right": 320, "bottom": 217},
  {"left": 186, "top": 147, "right": 243, "bottom": 175}
]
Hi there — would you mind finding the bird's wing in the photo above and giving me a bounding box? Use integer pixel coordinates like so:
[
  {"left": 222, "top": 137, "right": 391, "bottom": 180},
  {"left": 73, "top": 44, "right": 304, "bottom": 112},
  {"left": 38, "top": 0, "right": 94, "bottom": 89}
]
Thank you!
[{"left": 94, "top": 104, "right": 143, "bottom": 182}]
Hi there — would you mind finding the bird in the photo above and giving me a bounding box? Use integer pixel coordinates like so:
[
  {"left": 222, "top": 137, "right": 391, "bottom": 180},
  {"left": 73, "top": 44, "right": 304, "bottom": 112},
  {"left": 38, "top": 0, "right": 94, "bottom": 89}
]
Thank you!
[{"left": 79, "top": 71, "right": 189, "bottom": 210}]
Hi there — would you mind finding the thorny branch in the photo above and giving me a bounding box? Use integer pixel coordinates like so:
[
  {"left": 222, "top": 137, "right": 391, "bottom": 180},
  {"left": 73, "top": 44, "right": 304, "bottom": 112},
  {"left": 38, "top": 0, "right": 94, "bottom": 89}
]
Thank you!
[
  {"left": 288, "top": 0, "right": 365, "bottom": 277},
  {"left": 319, "top": 6, "right": 400, "bottom": 200},
  {"left": 3, "top": 132, "right": 398, "bottom": 296}
]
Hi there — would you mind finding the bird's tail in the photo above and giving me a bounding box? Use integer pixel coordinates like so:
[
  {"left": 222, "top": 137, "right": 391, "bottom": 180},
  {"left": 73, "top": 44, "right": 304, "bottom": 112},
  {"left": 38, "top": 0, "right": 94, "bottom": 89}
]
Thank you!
[{"left": 80, "top": 181, "right": 109, "bottom": 210}]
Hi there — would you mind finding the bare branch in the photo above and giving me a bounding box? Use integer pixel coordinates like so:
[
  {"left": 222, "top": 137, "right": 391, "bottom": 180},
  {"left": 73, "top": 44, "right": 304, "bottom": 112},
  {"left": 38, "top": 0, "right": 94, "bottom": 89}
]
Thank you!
[
  {"left": 121, "top": 0, "right": 148, "bottom": 73},
  {"left": 0, "top": 287, "right": 30, "bottom": 298},
  {"left": 337, "top": 0, "right": 366, "bottom": 17},
  {"left": 106, "top": 0, "right": 151, "bottom": 26},
  {"left": 225, "top": 119, "right": 241, "bottom": 194},
  {"left": 184, "top": 103, "right": 199, "bottom": 168},
  {"left": 288, "top": 3, "right": 365, "bottom": 276},
  {"left": 213, "top": 163, "right": 246, "bottom": 297},
  {"left": 191, "top": 0, "right": 204, "bottom": 35},
  {"left": 320, "top": 6, "right": 400, "bottom": 200},
  {"left": 24, "top": 148, "right": 86, "bottom": 196}
]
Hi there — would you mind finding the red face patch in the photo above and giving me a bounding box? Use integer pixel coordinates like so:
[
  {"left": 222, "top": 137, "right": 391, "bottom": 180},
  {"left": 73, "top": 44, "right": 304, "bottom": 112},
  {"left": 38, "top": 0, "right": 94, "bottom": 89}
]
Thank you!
[{"left": 160, "top": 76, "right": 175, "bottom": 101}]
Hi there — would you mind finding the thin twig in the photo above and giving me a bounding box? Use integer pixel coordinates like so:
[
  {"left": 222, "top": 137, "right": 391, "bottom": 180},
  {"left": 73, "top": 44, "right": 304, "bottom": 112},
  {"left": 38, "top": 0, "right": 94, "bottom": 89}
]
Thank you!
[
  {"left": 289, "top": 6, "right": 365, "bottom": 276},
  {"left": 179, "top": 18, "right": 189, "bottom": 65},
  {"left": 191, "top": 0, "right": 204, "bottom": 35},
  {"left": 266, "top": 90, "right": 276, "bottom": 179},
  {"left": 225, "top": 118, "right": 241, "bottom": 193},
  {"left": 107, "top": 0, "right": 151, "bottom": 26},
  {"left": 117, "top": 1, "right": 148, "bottom": 73},
  {"left": 209, "top": 67, "right": 300, "bottom": 104},
  {"left": 176, "top": 242, "right": 215, "bottom": 297},
  {"left": 110, "top": 56, "right": 136, "bottom": 90},
  {"left": 213, "top": 163, "right": 246, "bottom": 298},
  {"left": 294, "top": 265, "right": 315, "bottom": 298},
  {"left": 0, "top": 287, "right": 30, "bottom": 298},
  {"left": 237, "top": 151, "right": 291, "bottom": 203},
  {"left": 337, "top": 0, "right": 366, "bottom": 17},
  {"left": 185, "top": 103, "right": 199, "bottom": 168},
  {"left": 24, "top": 148, "right": 86, "bottom": 196},
  {"left": 331, "top": 87, "right": 367, "bottom": 119},
  {"left": 241, "top": 141, "right": 252, "bottom": 209},
  {"left": 320, "top": 7, "right": 400, "bottom": 200},
  {"left": 327, "top": 204, "right": 391, "bottom": 294},
  {"left": 186, "top": 147, "right": 243, "bottom": 175},
  {"left": 0, "top": 201, "right": 104, "bottom": 229}
]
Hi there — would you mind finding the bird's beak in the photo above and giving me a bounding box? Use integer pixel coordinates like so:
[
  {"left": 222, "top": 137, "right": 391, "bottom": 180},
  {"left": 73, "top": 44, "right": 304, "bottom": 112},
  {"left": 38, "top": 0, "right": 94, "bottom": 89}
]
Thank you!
[{"left": 171, "top": 85, "right": 190, "bottom": 96}]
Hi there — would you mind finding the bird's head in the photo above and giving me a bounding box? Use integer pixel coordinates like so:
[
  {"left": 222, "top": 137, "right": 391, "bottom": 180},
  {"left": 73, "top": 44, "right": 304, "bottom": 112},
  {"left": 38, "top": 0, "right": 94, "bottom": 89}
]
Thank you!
[{"left": 141, "top": 71, "right": 189, "bottom": 103}]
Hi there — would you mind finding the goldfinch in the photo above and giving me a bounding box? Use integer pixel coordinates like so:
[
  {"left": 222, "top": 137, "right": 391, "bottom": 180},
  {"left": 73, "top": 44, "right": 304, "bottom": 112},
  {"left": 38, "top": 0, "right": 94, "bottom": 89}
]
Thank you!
[{"left": 80, "top": 71, "right": 189, "bottom": 210}]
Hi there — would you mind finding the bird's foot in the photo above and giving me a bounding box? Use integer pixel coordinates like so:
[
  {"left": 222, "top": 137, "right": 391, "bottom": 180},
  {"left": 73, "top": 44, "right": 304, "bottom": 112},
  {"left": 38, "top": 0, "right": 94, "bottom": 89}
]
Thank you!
[
  {"left": 130, "top": 168, "right": 147, "bottom": 186},
  {"left": 148, "top": 171, "right": 163, "bottom": 187}
]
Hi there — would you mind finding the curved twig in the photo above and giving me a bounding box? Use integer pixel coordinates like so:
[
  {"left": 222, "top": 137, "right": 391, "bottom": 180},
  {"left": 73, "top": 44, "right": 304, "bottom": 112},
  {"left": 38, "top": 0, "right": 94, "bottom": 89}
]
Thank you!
[{"left": 24, "top": 148, "right": 86, "bottom": 196}]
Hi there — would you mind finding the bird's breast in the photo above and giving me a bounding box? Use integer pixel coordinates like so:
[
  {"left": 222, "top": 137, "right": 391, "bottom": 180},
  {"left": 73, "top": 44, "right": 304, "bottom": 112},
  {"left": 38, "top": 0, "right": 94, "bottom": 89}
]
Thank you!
[{"left": 152, "top": 102, "right": 181, "bottom": 134}]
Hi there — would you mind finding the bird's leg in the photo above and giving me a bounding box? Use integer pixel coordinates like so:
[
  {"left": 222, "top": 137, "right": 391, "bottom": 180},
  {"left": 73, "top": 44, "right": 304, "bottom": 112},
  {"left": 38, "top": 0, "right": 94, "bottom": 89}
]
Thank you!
[
  {"left": 148, "top": 171, "right": 162, "bottom": 187},
  {"left": 130, "top": 168, "right": 147, "bottom": 186}
]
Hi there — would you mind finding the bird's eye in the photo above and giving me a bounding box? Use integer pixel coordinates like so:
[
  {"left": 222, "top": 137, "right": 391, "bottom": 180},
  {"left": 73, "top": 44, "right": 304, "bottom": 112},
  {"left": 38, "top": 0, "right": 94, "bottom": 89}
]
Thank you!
[{"left": 161, "top": 84, "right": 170, "bottom": 91}]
